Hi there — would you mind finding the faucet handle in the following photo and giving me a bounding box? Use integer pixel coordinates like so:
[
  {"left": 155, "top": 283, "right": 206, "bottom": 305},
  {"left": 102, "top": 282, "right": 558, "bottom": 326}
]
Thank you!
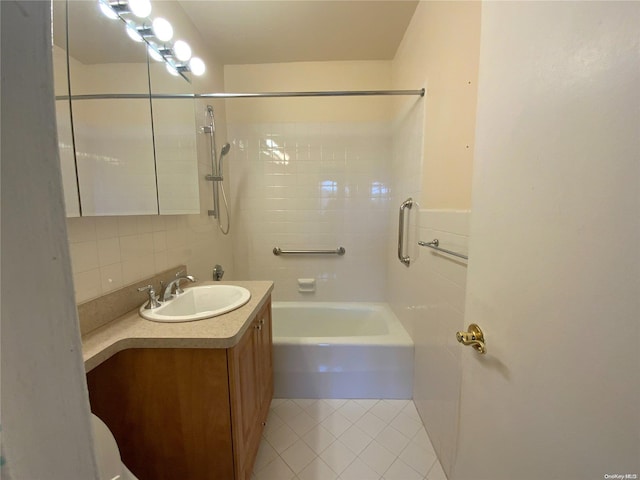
[{"left": 138, "top": 284, "right": 161, "bottom": 309}]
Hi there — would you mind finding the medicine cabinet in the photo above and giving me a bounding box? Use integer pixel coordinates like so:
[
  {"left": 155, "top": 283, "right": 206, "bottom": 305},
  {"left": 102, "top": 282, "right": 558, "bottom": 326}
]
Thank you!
[{"left": 52, "top": 0, "right": 200, "bottom": 217}]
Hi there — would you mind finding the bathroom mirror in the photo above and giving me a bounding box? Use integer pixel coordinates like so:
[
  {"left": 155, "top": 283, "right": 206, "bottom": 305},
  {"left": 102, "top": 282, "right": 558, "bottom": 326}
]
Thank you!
[
  {"left": 52, "top": 0, "right": 200, "bottom": 216},
  {"left": 52, "top": 1, "right": 81, "bottom": 217},
  {"left": 149, "top": 62, "right": 200, "bottom": 214}
]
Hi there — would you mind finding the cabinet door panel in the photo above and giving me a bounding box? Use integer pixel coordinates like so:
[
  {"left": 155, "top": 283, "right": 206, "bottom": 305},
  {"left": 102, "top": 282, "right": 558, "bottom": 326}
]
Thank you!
[
  {"left": 87, "top": 348, "right": 234, "bottom": 480},
  {"left": 257, "top": 302, "right": 274, "bottom": 408},
  {"left": 73, "top": 99, "right": 158, "bottom": 215},
  {"left": 229, "top": 322, "right": 261, "bottom": 480}
]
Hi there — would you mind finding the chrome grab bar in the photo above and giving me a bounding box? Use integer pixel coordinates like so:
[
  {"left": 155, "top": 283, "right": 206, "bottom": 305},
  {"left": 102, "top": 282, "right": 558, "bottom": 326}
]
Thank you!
[
  {"left": 418, "top": 239, "right": 468, "bottom": 261},
  {"left": 397, "top": 198, "right": 413, "bottom": 267},
  {"left": 273, "top": 247, "right": 346, "bottom": 256}
]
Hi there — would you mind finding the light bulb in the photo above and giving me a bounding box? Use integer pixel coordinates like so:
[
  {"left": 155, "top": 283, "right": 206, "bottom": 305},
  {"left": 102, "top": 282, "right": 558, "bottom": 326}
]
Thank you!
[
  {"left": 125, "top": 22, "right": 143, "bottom": 42},
  {"left": 173, "top": 40, "right": 192, "bottom": 62},
  {"left": 189, "top": 57, "right": 205, "bottom": 76},
  {"left": 165, "top": 63, "right": 180, "bottom": 76},
  {"left": 147, "top": 45, "right": 163, "bottom": 62},
  {"left": 152, "top": 17, "right": 173, "bottom": 42},
  {"left": 128, "top": 0, "right": 151, "bottom": 18},
  {"left": 99, "top": 1, "right": 119, "bottom": 20}
]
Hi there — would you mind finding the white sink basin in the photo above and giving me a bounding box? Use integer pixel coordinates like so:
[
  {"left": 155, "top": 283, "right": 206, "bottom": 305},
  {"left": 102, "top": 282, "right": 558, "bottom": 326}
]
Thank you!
[{"left": 139, "top": 285, "right": 251, "bottom": 323}]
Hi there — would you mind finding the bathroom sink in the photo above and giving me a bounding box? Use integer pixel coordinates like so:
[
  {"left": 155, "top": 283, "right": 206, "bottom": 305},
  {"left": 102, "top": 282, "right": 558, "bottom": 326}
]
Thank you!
[{"left": 139, "top": 285, "right": 251, "bottom": 323}]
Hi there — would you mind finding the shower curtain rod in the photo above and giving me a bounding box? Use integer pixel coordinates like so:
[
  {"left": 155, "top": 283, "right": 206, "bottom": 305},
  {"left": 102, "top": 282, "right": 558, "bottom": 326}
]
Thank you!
[{"left": 56, "top": 88, "right": 425, "bottom": 101}]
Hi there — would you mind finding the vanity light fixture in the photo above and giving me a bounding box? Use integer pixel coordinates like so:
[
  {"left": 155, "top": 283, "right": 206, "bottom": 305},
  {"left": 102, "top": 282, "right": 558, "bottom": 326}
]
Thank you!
[
  {"left": 128, "top": 0, "right": 151, "bottom": 18},
  {"left": 97, "top": 0, "right": 206, "bottom": 79},
  {"left": 173, "top": 40, "right": 192, "bottom": 62},
  {"left": 151, "top": 17, "right": 173, "bottom": 42}
]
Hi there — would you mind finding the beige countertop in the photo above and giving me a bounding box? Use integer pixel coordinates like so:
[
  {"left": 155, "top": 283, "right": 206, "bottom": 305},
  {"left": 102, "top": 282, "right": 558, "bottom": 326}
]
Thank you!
[{"left": 82, "top": 281, "right": 274, "bottom": 372}]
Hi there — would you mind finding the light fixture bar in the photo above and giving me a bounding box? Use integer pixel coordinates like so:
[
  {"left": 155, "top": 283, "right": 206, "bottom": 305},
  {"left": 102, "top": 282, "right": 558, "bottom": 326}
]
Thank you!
[{"left": 97, "top": 0, "right": 204, "bottom": 81}]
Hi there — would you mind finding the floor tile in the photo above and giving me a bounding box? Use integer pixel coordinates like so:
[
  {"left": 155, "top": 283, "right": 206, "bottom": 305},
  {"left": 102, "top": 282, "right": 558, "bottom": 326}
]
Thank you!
[
  {"left": 319, "top": 440, "right": 358, "bottom": 474},
  {"left": 302, "top": 424, "right": 337, "bottom": 454},
  {"left": 411, "top": 428, "right": 434, "bottom": 452},
  {"left": 354, "top": 399, "right": 381, "bottom": 411},
  {"left": 338, "top": 401, "right": 368, "bottom": 423},
  {"left": 253, "top": 456, "right": 295, "bottom": 480},
  {"left": 293, "top": 398, "right": 320, "bottom": 410},
  {"left": 370, "top": 400, "right": 403, "bottom": 423},
  {"left": 254, "top": 399, "right": 444, "bottom": 480},
  {"left": 382, "top": 458, "right": 424, "bottom": 480},
  {"left": 280, "top": 440, "right": 317, "bottom": 474},
  {"left": 399, "top": 440, "right": 437, "bottom": 476},
  {"left": 264, "top": 423, "right": 298, "bottom": 454},
  {"left": 323, "top": 399, "right": 348, "bottom": 409},
  {"left": 272, "top": 399, "right": 303, "bottom": 422},
  {"left": 321, "top": 410, "right": 353, "bottom": 437},
  {"left": 359, "top": 440, "right": 397, "bottom": 475},
  {"left": 401, "top": 402, "right": 421, "bottom": 420},
  {"left": 286, "top": 410, "right": 318, "bottom": 436},
  {"left": 305, "top": 400, "right": 338, "bottom": 422},
  {"left": 390, "top": 412, "right": 423, "bottom": 439},
  {"left": 340, "top": 457, "right": 381, "bottom": 480},
  {"left": 355, "top": 411, "right": 387, "bottom": 438},
  {"left": 339, "top": 424, "right": 373, "bottom": 455},
  {"left": 253, "top": 440, "right": 279, "bottom": 472},
  {"left": 297, "top": 457, "right": 340, "bottom": 480},
  {"left": 426, "top": 460, "right": 447, "bottom": 480},
  {"left": 375, "top": 425, "right": 411, "bottom": 456}
]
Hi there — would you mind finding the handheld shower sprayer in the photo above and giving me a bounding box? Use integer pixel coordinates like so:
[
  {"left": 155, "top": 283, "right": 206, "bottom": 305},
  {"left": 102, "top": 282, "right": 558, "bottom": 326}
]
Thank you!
[
  {"left": 218, "top": 143, "right": 231, "bottom": 178},
  {"left": 203, "top": 106, "right": 231, "bottom": 235}
]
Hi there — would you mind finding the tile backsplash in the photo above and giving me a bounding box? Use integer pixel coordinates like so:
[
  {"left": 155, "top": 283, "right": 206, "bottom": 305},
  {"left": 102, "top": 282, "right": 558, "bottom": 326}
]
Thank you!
[{"left": 67, "top": 215, "right": 210, "bottom": 303}]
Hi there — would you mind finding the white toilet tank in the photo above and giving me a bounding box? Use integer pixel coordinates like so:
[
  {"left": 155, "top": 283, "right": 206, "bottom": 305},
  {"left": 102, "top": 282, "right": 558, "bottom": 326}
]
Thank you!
[{"left": 91, "top": 414, "right": 138, "bottom": 480}]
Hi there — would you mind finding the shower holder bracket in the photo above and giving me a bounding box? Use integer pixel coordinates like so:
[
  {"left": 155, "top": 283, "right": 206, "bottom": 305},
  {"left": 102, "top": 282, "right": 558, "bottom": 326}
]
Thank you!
[{"left": 205, "top": 174, "right": 224, "bottom": 181}]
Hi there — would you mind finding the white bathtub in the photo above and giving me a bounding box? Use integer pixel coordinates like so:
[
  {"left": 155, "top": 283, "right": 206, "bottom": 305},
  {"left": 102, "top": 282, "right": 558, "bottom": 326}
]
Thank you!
[{"left": 272, "top": 302, "right": 414, "bottom": 399}]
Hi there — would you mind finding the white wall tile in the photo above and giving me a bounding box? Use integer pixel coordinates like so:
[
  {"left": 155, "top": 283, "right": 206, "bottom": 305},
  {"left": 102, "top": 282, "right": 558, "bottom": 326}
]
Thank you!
[
  {"left": 99, "top": 263, "right": 123, "bottom": 293},
  {"left": 69, "top": 241, "right": 99, "bottom": 273},
  {"left": 73, "top": 268, "right": 101, "bottom": 302},
  {"left": 387, "top": 112, "right": 470, "bottom": 477},
  {"left": 230, "top": 122, "right": 391, "bottom": 302},
  {"left": 97, "top": 237, "right": 121, "bottom": 267}
]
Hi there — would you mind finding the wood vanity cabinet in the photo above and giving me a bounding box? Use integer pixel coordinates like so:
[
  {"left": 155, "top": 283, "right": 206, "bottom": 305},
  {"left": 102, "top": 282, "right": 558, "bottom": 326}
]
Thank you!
[
  {"left": 229, "top": 299, "right": 274, "bottom": 479},
  {"left": 86, "top": 298, "right": 273, "bottom": 480}
]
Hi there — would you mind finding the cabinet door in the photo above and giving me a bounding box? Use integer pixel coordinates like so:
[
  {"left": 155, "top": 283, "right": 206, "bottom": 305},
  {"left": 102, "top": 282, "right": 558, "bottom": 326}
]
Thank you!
[
  {"left": 256, "top": 301, "right": 274, "bottom": 411},
  {"left": 228, "top": 299, "right": 274, "bottom": 480},
  {"left": 229, "top": 319, "right": 262, "bottom": 480},
  {"left": 86, "top": 348, "right": 234, "bottom": 480}
]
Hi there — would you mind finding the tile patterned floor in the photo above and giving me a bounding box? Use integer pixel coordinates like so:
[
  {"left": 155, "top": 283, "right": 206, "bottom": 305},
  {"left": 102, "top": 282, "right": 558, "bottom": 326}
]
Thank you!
[{"left": 251, "top": 399, "right": 447, "bottom": 480}]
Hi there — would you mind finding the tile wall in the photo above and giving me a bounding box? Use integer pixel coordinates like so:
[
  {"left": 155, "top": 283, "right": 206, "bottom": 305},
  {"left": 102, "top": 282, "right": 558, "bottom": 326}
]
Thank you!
[
  {"left": 387, "top": 96, "right": 470, "bottom": 477},
  {"left": 387, "top": 209, "right": 469, "bottom": 478},
  {"left": 229, "top": 122, "right": 392, "bottom": 302},
  {"left": 67, "top": 212, "right": 224, "bottom": 303}
]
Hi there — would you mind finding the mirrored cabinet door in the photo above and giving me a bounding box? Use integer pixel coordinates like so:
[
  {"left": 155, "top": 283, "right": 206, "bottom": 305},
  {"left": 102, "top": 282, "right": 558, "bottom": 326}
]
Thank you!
[
  {"left": 149, "top": 63, "right": 200, "bottom": 215},
  {"left": 52, "top": 1, "right": 81, "bottom": 217},
  {"left": 67, "top": 0, "right": 157, "bottom": 216},
  {"left": 52, "top": 0, "right": 202, "bottom": 217}
]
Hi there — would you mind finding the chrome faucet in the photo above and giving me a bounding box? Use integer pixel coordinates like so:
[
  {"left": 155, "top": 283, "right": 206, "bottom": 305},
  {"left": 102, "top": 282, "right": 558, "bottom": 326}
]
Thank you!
[{"left": 162, "top": 270, "right": 196, "bottom": 302}]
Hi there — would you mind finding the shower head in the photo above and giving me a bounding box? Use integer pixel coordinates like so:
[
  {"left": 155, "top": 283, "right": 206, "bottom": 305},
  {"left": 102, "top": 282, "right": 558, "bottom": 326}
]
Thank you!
[
  {"left": 220, "top": 143, "right": 231, "bottom": 158},
  {"left": 218, "top": 143, "right": 231, "bottom": 173}
]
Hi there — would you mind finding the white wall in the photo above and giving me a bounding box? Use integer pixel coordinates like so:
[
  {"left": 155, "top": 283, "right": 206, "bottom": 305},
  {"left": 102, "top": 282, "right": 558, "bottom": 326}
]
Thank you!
[
  {"left": 387, "top": 2, "right": 481, "bottom": 476},
  {"left": 455, "top": 2, "right": 640, "bottom": 478},
  {"left": 1, "top": 2, "right": 98, "bottom": 477},
  {"left": 226, "top": 61, "right": 393, "bottom": 302}
]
